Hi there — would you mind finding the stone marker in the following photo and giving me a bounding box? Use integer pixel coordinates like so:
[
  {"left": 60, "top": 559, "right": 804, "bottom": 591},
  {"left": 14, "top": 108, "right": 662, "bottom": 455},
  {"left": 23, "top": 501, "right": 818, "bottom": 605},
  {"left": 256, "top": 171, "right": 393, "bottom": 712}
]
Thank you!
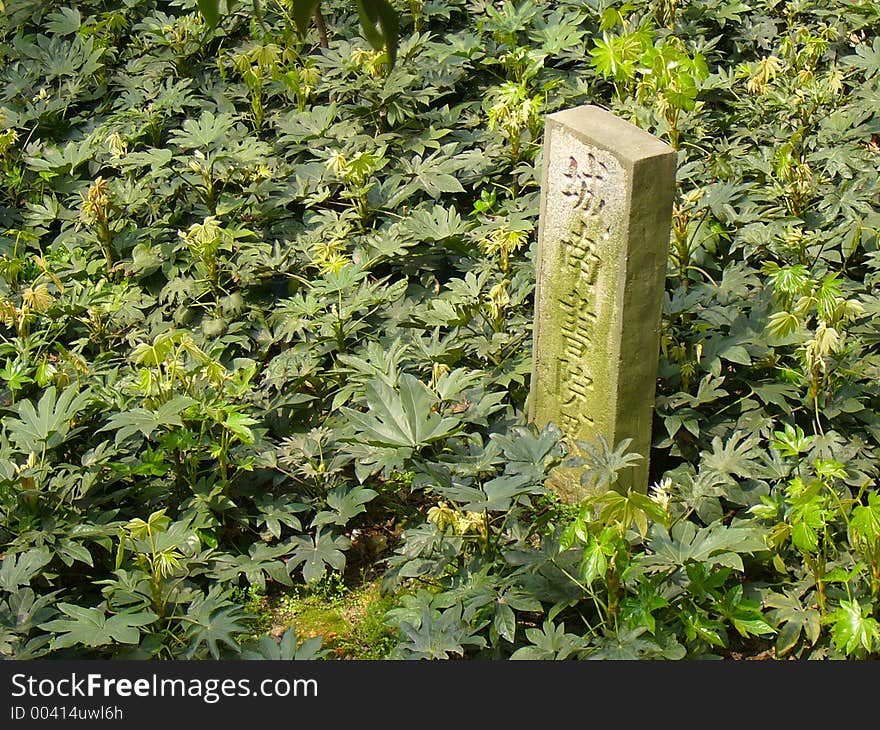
[{"left": 529, "top": 105, "right": 676, "bottom": 500}]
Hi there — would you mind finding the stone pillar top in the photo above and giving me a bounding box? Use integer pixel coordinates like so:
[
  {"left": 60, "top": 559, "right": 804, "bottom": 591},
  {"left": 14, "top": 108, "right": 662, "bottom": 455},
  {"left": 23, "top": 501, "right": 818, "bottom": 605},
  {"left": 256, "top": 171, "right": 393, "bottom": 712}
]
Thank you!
[{"left": 546, "top": 105, "right": 675, "bottom": 166}]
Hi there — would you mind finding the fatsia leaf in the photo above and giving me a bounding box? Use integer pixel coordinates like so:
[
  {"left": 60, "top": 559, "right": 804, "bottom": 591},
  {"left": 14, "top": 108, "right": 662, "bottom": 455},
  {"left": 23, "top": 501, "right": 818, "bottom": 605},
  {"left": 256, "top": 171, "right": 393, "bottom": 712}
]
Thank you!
[
  {"left": 640, "top": 521, "right": 768, "bottom": 573},
  {"left": 461, "top": 473, "right": 538, "bottom": 512},
  {"left": 44, "top": 7, "right": 82, "bottom": 35},
  {"left": 313, "top": 486, "right": 378, "bottom": 527},
  {"left": 344, "top": 442, "right": 412, "bottom": 482},
  {"left": 509, "top": 620, "right": 585, "bottom": 660},
  {"left": 587, "top": 627, "right": 682, "bottom": 660},
  {"left": 99, "top": 396, "right": 196, "bottom": 444},
  {"left": 842, "top": 37, "right": 880, "bottom": 79},
  {"left": 341, "top": 373, "right": 460, "bottom": 449},
  {"left": 40, "top": 604, "right": 157, "bottom": 649},
  {"left": 210, "top": 543, "right": 294, "bottom": 591},
  {"left": 567, "top": 436, "right": 643, "bottom": 492},
  {"left": 0, "top": 548, "right": 52, "bottom": 592},
  {"left": 394, "top": 606, "right": 486, "bottom": 659},
  {"left": 184, "top": 589, "right": 249, "bottom": 659},
  {"left": 489, "top": 423, "right": 563, "bottom": 482},
  {"left": 289, "top": 530, "right": 350, "bottom": 584},
  {"left": 5, "top": 385, "right": 90, "bottom": 451},
  {"left": 169, "top": 111, "right": 235, "bottom": 150},
  {"left": 699, "top": 431, "right": 764, "bottom": 482},
  {"left": 253, "top": 494, "right": 308, "bottom": 539},
  {"left": 2, "top": 588, "right": 60, "bottom": 641},
  {"left": 765, "top": 589, "right": 821, "bottom": 656},
  {"left": 433, "top": 367, "right": 484, "bottom": 402},
  {"left": 241, "top": 627, "right": 326, "bottom": 660}
]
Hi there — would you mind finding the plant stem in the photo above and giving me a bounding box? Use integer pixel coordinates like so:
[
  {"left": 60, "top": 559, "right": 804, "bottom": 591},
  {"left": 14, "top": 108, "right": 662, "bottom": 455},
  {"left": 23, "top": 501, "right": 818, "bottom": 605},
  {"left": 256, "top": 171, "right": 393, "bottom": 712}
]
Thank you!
[{"left": 314, "top": 5, "right": 328, "bottom": 48}]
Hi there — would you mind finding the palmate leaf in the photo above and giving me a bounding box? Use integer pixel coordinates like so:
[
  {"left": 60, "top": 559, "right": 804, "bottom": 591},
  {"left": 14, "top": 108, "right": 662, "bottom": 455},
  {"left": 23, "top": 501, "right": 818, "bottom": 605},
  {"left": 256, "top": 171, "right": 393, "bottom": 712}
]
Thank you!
[
  {"left": 210, "top": 543, "right": 294, "bottom": 591},
  {"left": 394, "top": 606, "right": 486, "bottom": 659},
  {"left": 1, "top": 588, "right": 59, "bottom": 659},
  {"left": 44, "top": 7, "right": 82, "bottom": 35},
  {"left": 588, "top": 627, "right": 685, "bottom": 660},
  {"left": 567, "top": 436, "right": 643, "bottom": 492},
  {"left": 5, "top": 385, "right": 91, "bottom": 451},
  {"left": 343, "top": 441, "right": 413, "bottom": 482},
  {"left": 241, "top": 627, "right": 326, "bottom": 660},
  {"left": 0, "top": 548, "right": 52, "bottom": 592},
  {"left": 640, "top": 520, "right": 768, "bottom": 573},
  {"left": 341, "top": 373, "right": 460, "bottom": 449},
  {"left": 675, "top": 468, "right": 729, "bottom": 525},
  {"left": 509, "top": 620, "right": 585, "bottom": 660},
  {"left": 98, "top": 396, "right": 196, "bottom": 444},
  {"left": 403, "top": 205, "right": 468, "bottom": 242},
  {"left": 386, "top": 147, "right": 466, "bottom": 206},
  {"left": 289, "top": 530, "right": 350, "bottom": 584},
  {"left": 184, "top": 589, "right": 249, "bottom": 659},
  {"left": 589, "top": 31, "right": 642, "bottom": 83},
  {"left": 489, "top": 423, "right": 563, "bottom": 482},
  {"left": 699, "top": 431, "right": 764, "bottom": 483},
  {"left": 39, "top": 604, "right": 157, "bottom": 650},
  {"left": 253, "top": 494, "right": 309, "bottom": 539},
  {"left": 312, "top": 486, "right": 378, "bottom": 527},
  {"left": 586, "top": 490, "right": 667, "bottom": 540},
  {"left": 829, "top": 599, "right": 880, "bottom": 656},
  {"left": 765, "top": 588, "right": 821, "bottom": 656},
  {"left": 169, "top": 111, "right": 236, "bottom": 150},
  {"left": 842, "top": 36, "right": 880, "bottom": 78},
  {"left": 460, "top": 473, "right": 538, "bottom": 513}
]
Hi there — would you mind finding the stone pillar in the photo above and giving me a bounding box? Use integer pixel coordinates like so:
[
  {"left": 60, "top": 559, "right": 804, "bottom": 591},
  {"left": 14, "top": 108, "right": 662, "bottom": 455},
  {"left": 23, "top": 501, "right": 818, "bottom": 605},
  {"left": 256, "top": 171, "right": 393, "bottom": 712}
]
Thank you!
[{"left": 529, "top": 105, "right": 676, "bottom": 500}]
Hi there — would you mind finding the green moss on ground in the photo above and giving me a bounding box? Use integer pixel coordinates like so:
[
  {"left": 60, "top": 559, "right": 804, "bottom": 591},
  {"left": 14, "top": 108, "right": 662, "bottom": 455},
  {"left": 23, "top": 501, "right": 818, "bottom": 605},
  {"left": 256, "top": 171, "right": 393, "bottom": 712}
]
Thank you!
[{"left": 238, "top": 575, "right": 399, "bottom": 660}]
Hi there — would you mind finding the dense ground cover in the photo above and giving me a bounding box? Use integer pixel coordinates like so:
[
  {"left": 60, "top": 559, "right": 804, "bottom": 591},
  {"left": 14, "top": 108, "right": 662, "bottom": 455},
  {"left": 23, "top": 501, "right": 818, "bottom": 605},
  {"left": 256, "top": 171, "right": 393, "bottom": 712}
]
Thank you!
[{"left": 1, "top": 0, "right": 880, "bottom": 660}]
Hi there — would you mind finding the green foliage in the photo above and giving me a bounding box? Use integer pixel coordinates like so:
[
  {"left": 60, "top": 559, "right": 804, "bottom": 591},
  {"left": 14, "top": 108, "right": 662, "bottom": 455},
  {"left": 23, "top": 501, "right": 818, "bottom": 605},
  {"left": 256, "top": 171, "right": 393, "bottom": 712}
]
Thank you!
[
  {"left": 2, "top": 0, "right": 880, "bottom": 661},
  {"left": 241, "top": 626, "right": 326, "bottom": 660}
]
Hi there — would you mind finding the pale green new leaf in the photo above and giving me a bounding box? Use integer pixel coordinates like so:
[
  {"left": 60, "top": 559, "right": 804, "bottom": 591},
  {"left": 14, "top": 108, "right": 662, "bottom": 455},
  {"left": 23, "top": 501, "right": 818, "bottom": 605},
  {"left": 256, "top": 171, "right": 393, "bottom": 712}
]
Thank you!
[{"left": 830, "top": 599, "right": 880, "bottom": 656}]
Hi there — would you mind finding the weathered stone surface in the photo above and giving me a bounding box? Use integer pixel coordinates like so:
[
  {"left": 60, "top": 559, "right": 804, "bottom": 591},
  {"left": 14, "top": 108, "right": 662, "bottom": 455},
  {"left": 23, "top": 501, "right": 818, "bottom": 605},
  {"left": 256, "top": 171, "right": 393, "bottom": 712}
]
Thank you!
[{"left": 529, "top": 105, "right": 676, "bottom": 500}]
